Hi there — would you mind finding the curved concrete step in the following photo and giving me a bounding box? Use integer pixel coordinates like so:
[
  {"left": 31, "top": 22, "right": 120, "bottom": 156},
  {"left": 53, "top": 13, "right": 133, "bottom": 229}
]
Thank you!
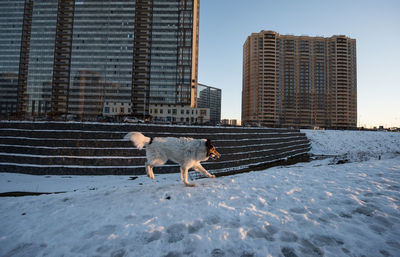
[
  {"left": 0, "top": 147, "right": 310, "bottom": 176},
  {"left": 0, "top": 121, "right": 297, "bottom": 134},
  {"left": 0, "top": 128, "right": 303, "bottom": 141},
  {"left": 0, "top": 137, "right": 309, "bottom": 156},
  {"left": 0, "top": 121, "right": 311, "bottom": 176},
  {"left": 0, "top": 144, "right": 309, "bottom": 165}
]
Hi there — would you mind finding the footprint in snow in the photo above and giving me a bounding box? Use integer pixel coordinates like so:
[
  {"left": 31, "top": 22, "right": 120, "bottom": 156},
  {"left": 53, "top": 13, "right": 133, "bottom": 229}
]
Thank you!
[
  {"left": 299, "top": 238, "right": 324, "bottom": 257},
  {"left": 84, "top": 224, "right": 117, "bottom": 239},
  {"left": 163, "top": 251, "right": 181, "bottom": 257},
  {"left": 211, "top": 248, "right": 225, "bottom": 257},
  {"left": 4, "top": 243, "right": 45, "bottom": 257},
  {"left": 281, "top": 247, "right": 298, "bottom": 257},
  {"left": 280, "top": 231, "right": 298, "bottom": 242},
  {"left": 310, "top": 234, "right": 344, "bottom": 246},
  {"left": 188, "top": 219, "right": 204, "bottom": 234},
  {"left": 110, "top": 249, "right": 126, "bottom": 257},
  {"left": 145, "top": 230, "right": 162, "bottom": 243},
  {"left": 289, "top": 207, "right": 307, "bottom": 214},
  {"left": 167, "top": 223, "right": 186, "bottom": 243},
  {"left": 205, "top": 215, "right": 220, "bottom": 225},
  {"left": 247, "top": 224, "right": 278, "bottom": 241}
]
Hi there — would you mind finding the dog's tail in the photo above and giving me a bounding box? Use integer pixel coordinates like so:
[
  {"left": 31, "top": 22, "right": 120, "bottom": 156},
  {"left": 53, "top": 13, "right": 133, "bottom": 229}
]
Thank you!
[{"left": 124, "top": 132, "right": 151, "bottom": 150}]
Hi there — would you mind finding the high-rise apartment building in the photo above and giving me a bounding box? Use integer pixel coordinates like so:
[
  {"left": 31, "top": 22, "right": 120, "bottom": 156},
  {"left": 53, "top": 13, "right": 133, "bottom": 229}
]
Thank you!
[
  {"left": 242, "top": 30, "right": 357, "bottom": 129},
  {"left": 0, "top": 0, "right": 199, "bottom": 120}
]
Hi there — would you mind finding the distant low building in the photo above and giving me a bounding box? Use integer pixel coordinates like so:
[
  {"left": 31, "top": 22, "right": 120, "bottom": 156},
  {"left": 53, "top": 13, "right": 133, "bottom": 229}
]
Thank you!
[
  {"left": 221, "top": 119, "right": 240, "bottom": 126},
  {"left": 149, "top": 104, "right": 210, "bottom": 125},
  {"left": 230, "top": 119, "right": 239, "bottom": 126},
  {"left": 103, "top": 102, "right": 132, "bottom": 117}
]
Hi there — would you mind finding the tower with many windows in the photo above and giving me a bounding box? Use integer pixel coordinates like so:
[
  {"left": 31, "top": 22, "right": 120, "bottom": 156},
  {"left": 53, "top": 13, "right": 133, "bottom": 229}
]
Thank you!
[
  {"left": 0, "top": 0, "right": 200, "bottom": 120},
  {"left": 242, "top": 30, "right": 357, "bottom": 129}
]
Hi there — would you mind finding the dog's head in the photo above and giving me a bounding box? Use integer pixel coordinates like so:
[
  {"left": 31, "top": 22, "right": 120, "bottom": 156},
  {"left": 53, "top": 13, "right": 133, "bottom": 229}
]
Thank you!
[{"left": 206, "top": 139, "right": 221, "bottom": 160}]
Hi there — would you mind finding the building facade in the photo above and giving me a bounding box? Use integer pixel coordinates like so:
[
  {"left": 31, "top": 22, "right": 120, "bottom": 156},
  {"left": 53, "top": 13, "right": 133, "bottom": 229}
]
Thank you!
[
  {"left": 0, "top": 1, "right": 25, "bottom": 117},
  {"left": 221, "top": 119, "right": 239, "bottom": 126},
  {"left": 242, "top": 30, "right": 357, "bottom": 129},
  {"left": 0, "top": 0, "right": 199, "bottom": 120},
  {"left": 149, "top": 104, "right": 209, "bottom": 124},
  {"left": 197, "top": 83, "right": 221, "bottom": 125}
]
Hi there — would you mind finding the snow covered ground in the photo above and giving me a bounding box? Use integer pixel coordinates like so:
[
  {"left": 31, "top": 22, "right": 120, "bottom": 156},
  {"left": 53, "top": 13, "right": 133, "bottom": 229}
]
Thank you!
[
  {"left": 306, "top": 129, "right": 400, "bottom": 161},
  {"left": 1, "top": 129, "right": 399, "bottom": 257}
]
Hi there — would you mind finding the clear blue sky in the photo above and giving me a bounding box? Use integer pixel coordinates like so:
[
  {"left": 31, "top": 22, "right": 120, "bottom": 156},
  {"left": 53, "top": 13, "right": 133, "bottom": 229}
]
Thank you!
[{"left": 197, "top": 0, "right": 400, "bottom": 128}]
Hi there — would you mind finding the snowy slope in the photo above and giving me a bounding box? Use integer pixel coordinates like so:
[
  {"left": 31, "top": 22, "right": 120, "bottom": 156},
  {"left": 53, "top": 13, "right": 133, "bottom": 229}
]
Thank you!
[
  {"left": 304, "top": 129, "right": 400, "bottom": 158},
  {"left": 0, "top": 130, "right": 400, "bottom": 257}
]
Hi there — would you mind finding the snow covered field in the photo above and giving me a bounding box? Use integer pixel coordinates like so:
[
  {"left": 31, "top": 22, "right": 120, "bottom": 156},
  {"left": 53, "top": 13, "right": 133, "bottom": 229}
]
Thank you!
[{"left": 1, "top": 129, "right": 399, "bottom": 257}]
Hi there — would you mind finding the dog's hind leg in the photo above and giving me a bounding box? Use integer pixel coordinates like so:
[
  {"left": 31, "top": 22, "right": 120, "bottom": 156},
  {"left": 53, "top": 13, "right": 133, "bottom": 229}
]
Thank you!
[
  {"left": 145, "top": 162, "right": 155, "bottom": 180},
  {"left": 180, "top": 167, "right": 184, "bottom": 181},
  {"left": 145, "top": 157, "right": 167, "bottom": 180},
  {"left": 194, "top": 164, "right": 216, "bottom": 178},
  {"left": 180, "top": 166, "right": 195, "bottom": 187}
]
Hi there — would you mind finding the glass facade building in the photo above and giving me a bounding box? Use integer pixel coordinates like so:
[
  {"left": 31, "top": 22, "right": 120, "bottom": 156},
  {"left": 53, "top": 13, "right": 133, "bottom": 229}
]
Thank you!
[
  {"left": 0, "top": 0, "right": 25, "bottom": 117},
  {"left": 197, "top": 83, "right": 221, "bottom": 125},
  {"left": 0, "top": 0, "right": 199, "bottom": 120},
  {"left": 68, "top": 0, "right": 135, "bottom": 117},
  {"left": 27, "top": 0, "right": 58, "bottom": 116}
]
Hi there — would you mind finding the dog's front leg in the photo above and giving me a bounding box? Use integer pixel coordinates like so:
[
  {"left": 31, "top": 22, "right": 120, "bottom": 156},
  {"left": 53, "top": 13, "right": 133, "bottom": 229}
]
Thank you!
[
  {"left": 146, "top": 163, "right": 155, "bottom": 180},
  {"left": 180, "top": 166, "right": 195, "bottom": 187},
  {"left": 194, "top": 164, "right": 216, "bottom": 178}
]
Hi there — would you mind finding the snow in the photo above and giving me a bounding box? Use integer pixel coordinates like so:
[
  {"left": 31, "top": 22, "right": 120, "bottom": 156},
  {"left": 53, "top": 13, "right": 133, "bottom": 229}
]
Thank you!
[
  {"left": 306, "top": 129, "right": 400, "bottom": 160},
  {"left": 1, "top": 130, "right": 400, "bottom": 257}
]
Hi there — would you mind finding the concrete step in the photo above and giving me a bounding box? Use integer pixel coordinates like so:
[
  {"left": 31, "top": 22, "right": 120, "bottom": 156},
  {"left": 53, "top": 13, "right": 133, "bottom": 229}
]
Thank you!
[
  {"left": 0, "top": 121, "right": 311, "bottom": 176},
  {"left": 0, "top": 121, "right": 297, "bottom": 134},
  {"left": 0, "top": 134, "right": 307, "bottom": 148},
  {"left": 0, "top": 146, "right": 310, "bottom": 176},
  {"left": 0, "top": 142, "right": 310, "bottom": 166},
  {"left": 0, "top": 137, "right": 309, "bottom": 156},
  {"left": 0, "top": 128, "right": 303, "bottom": 141}
]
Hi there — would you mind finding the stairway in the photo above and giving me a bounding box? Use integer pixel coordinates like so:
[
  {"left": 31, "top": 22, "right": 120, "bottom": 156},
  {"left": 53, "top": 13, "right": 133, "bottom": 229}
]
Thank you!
[{"left": 0, "top": 121, "right": 311, "bottom": 177}]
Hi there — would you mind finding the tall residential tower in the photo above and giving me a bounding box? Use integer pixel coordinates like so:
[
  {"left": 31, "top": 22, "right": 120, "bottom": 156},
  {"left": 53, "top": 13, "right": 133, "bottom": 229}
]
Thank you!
[
  {"left": 0, "top": 0, "right": 200, "bottom": 120},
  {"left": 242, "top": 30, "right": 357, "bottom": 129}
]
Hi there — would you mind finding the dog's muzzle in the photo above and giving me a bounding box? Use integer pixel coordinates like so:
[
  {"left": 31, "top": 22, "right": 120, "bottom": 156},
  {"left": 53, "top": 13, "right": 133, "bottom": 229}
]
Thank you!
[{"left": 210, "top": 152, "right": 221, "bottom": 160}]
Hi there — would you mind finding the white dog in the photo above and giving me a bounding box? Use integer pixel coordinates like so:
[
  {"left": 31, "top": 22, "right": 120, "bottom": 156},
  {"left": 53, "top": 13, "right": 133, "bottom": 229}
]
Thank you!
[{"left": 124, "top": 132, "right": 220, "bottom": 186}]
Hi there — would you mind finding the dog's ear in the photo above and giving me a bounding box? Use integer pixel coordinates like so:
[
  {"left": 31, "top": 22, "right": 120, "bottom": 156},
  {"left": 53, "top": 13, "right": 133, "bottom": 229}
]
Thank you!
[{"left": 206, "top": 139, "right": 212, "bottom": 149}]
